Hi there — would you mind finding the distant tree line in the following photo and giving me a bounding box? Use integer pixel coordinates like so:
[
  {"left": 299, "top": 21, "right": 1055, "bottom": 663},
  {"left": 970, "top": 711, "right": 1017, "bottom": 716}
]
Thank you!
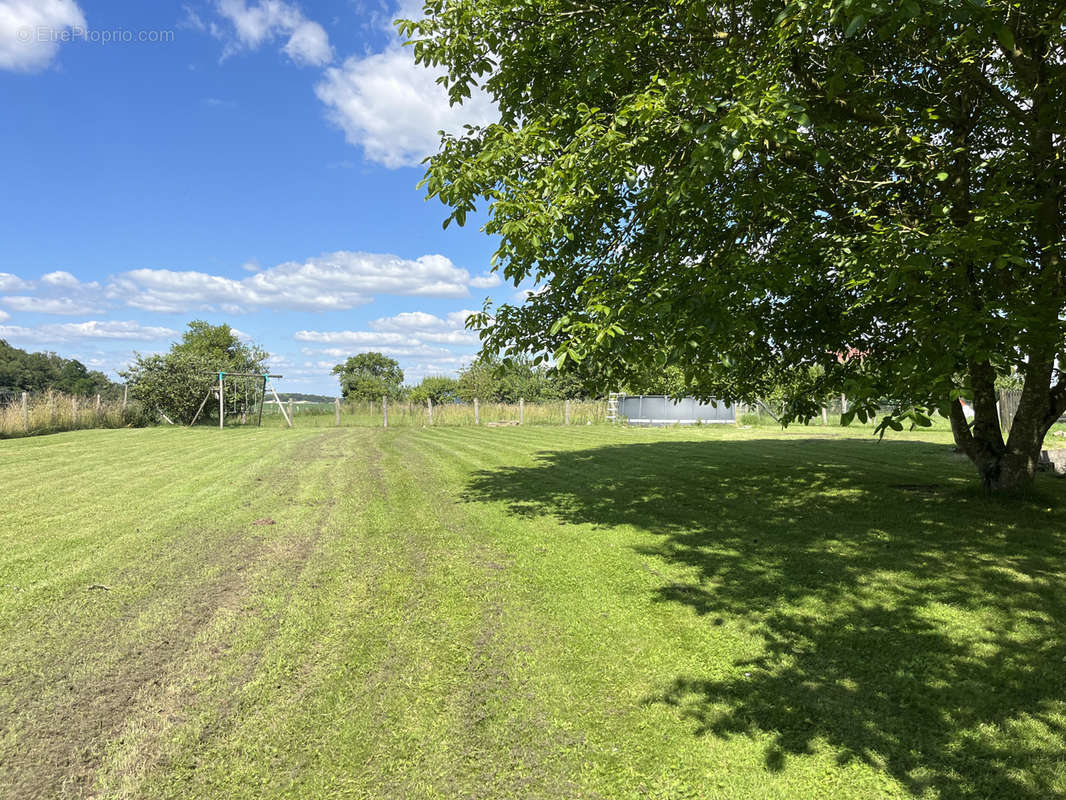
[
  {"left": 275, "top": 393, "right": 339, "bottom": 403},
  {"left": 333, "top": 351, "right": 678, "bottom": 404},
  {"left": 0, "top": 339, "right": 118, "bottom": 398}
]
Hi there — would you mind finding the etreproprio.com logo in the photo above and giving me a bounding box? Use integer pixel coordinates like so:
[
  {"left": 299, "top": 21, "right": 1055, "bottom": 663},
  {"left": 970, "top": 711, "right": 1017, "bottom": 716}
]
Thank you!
[{"left": 17, "top": 26, "right": 175, "bottom": 45}]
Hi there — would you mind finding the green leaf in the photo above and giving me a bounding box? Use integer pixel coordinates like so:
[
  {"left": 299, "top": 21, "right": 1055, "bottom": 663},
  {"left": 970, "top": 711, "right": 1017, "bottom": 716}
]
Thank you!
[
  {"left": 996, "top": 24, "right": 1015, "bottom": 53},
  {"left": 844, "top": 13, "right": 867, "bottom": 37}
]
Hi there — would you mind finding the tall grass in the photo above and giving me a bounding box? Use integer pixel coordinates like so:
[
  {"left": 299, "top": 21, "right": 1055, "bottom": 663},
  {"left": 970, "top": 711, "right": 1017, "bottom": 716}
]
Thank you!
[
  {"left": 261, "top": 399, "right": 608, "bottom": 428},
  {"left": 0, "top": 391, "right": 143, "bottom": 439}
]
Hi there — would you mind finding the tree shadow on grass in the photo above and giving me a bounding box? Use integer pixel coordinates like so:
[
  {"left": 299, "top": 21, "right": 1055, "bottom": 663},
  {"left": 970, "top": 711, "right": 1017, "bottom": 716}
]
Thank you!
[{"left": 463, "top": 438, "right": 1066, "bottom": 799}]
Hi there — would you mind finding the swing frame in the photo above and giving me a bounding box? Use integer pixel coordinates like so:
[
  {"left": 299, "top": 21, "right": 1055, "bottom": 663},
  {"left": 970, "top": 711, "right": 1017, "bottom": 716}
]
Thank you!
[{"left": 188, "top": 372, "right": 291, "bottom": 428}]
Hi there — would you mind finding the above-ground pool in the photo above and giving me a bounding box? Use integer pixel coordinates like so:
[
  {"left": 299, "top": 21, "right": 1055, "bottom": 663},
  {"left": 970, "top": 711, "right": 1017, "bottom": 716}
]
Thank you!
[{"left": 616, "top": 395, "right": 735, "bottom": 426}]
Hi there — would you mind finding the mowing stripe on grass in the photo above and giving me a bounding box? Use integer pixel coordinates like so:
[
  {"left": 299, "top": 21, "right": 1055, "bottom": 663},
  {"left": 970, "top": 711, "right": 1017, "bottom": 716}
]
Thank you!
[{"left": 2, "top": 425, "right": 1065, "bottom": 799}]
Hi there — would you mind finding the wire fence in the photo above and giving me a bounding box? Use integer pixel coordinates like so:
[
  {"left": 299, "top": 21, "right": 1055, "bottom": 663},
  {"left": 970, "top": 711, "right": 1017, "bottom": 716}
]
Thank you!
[
  {"left": 8, "top": 388, "right": 1044, "bottom": 438},
  {"left": 0, "top": 390, "right": 143, "bottom": 439},
  {"left": 257, "top": 398, "right": 609, "bottom": 428}
]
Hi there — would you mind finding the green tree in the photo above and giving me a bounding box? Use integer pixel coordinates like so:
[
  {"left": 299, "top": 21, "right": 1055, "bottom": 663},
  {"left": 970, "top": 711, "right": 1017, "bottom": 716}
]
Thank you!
[
  {"left": 547, "top": 355, "right": 612, "bottom": 399},
  {"left": 407, "top": 1, "right": 1066, "bottom": 490},
  {"left": 457, "top": 355, "right": 559, "bottom": 402},
  {"left": 122, "top": 321, "right": 267, "bottom": 424},
  {"left": 0, "top": 339, "right": 115, "bottom": 396},
  {"left": 332, "top": 352, "right": 405, "bottom": 402},
  {"left": 619, "top": 365, "right": 689, "bottom": 397},
  {"left": 408, "top": 375, "right": 461, "bottom": 405},
  {"left": 175, "top": 320, "right": 266, "bottom": 367},
  {"left": 455, "top": 358, "right": 498, "bottom": 402}
]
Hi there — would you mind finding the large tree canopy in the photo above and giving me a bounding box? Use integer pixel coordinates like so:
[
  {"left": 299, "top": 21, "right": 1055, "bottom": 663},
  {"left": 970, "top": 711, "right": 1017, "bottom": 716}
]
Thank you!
[{"left": 407, "top": 0, "right": 1066, "bottom": 489}]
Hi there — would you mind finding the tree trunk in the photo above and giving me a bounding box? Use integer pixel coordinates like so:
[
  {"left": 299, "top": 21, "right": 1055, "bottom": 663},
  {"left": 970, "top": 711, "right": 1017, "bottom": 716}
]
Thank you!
[
  {"left": 950, "top": 357, "right": 1064, "bottom": 492},
  {"left": 983, "top": 32, "right": 1066, "bottom": 491}
]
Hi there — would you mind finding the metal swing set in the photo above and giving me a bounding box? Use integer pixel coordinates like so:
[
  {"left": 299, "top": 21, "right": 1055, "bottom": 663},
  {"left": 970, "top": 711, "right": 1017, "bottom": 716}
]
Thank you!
[{"left": 188, "top": 372, "right": 292, "bottom": 429}]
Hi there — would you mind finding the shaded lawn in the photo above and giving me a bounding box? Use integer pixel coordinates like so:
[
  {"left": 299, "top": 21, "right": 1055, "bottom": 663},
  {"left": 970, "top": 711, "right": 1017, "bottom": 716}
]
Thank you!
[{"left": 462, "top": 434, "right": 1066, "bottom": 800}]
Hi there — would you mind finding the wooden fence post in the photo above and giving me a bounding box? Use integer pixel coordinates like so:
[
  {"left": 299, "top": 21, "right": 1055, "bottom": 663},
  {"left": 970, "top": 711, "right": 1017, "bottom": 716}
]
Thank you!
[
  {"left": 48, "top": 390, "right": 54, "bottom": 426},
  {"left": 122, "top": 384, "right": 128, "bottom": 412},
  {"left": 474, "top": 398, "right": 479, "bottom": 425},
  {"left": 428, "top": 397, "right": 434, "bottom": 426},
  {"left": 998, "top": 389, "right": 1021, "bottom": 433},
  {"left": 72, "top": 395, "right": 78, "bottom": 425},
  {"left": 21, "top": 392, "right": 28, "bottom": 431},
  {"left": 288, "top": 398, "right": 294, "bottom": 424},
  {"left": 95, "top": 394, "right": 101, "bottom": 423},
  {"left": 383, "top": 395, "right": 388, "bottom": 428},
  {"left": 519, "top": 398, "right": 525, "bottom": 425},
  {"left": 335, "top": 398, "right": 341, "bottom": 426},
  {"left": 218, "top": 373, "right": 225, "bottom": 430},
  {"left": 565, "top": 398, "right": 570, "bottom": 425}
]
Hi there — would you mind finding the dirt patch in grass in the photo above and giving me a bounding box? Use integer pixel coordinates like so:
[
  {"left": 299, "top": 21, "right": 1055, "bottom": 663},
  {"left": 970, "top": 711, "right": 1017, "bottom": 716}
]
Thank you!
[
  {"left": 97, "top": 448, "right": 347, "bottom": 796},
  {"left": 0, "top": 529, "right": 267, "bottom": 800},
  {"left": 454, "top": 546, "right": 583, "bottom": 800},
  {"left": 0, "top": 431, "right": 344, "bottom": 800}
]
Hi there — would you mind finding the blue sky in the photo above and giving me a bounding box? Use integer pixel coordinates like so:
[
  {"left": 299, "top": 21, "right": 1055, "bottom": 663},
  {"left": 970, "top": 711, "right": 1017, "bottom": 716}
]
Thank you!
[{"left": 0, "top": 0, "right": 507, "bottom": 394}]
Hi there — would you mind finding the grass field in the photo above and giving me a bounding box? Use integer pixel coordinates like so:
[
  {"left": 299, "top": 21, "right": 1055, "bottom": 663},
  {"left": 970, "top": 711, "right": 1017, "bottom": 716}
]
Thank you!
[{"left": 2, "top": 424, "right": 1065, "bottom": 799}]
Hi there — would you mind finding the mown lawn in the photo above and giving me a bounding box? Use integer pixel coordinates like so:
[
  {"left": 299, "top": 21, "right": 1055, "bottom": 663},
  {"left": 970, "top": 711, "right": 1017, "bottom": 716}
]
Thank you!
[{"left": 1, "top": 424, "right": 1064, "bottom": 799}]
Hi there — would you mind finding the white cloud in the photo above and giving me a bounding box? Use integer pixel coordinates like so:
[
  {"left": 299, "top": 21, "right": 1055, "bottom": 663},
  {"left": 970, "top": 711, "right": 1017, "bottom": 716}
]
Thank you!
[
  {"left": 0, "top": 257, "right": 493, "bottom": 318},
  {"left": 109, "top": 251, "right": 484, "bottom": 312},
  {"left": 1, "top": 295, "right": 102, "bottom": 315},
  {"left": 181, "top": 4, "right": 208, "bottom": 32},
  {"left": 282, "top": 18, "right": 331, "bottom": 66},
  {"left": 420, "top": 330, "right": 480, "bottom": 345},
  {"left": 0, "top": 309, "right": 8, "bottom": 322},
  {"left": 369, "top": 309, "right": 475, "bottom": 332},
  {"left": 0, "top": 272, "right": 31, "bottom": 292},
  {"left": 301, "top": 306, "right": 481, "bottom": 350},
  {"left": 0, "top": 271, "right": 106, "bottom": 314},
  {"left": 369, "top": 310, "right": 443, "bottom": 332},
  {"left": 307, "top": 342, "right": 455, "bottom": 359},
  {"left": 0, "top": 320, "right": 177, "bottom": 343},
  {"left": 40, "top": 270, "right": 88, "bottom": 288},
  {"left": 295, "top": 305, "right": 482, "bottom": 366},
  {"left": 215, "top": 0, "right": 332, "bottom": 66},
  {"left": 295, "top": 330, "right": 422, "bottom": 347},
  {"left": 390, "top": 0, "right": 427, "bottom": 25},
  {"left": 0, "top": 0, "right": 86, "bottom": 72},
  {"left": 368, "top": 309, "right": 480, "bottom": 344},
  {"left": 402, "top": 356, "right": 470, "bottom": 381},
  {"left": 469, "top": 273, "right": 501, "bottom": 289},
  {"left": 316, "top": 44, "right": 496, "bottom": 168}
]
